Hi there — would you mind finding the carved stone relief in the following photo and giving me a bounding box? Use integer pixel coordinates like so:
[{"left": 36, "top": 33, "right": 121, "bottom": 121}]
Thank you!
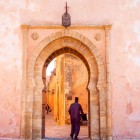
[
  {"left": 95, "top": 33, "right": 101, "bottom": 41},
  {"left": 31, "top": 33, "right": 39, "bottom": 40}
]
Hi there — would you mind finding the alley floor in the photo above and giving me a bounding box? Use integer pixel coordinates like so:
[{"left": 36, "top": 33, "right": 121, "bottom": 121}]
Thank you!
[{"left": 44, "top": 112, "right": 90, "bottom": 140}]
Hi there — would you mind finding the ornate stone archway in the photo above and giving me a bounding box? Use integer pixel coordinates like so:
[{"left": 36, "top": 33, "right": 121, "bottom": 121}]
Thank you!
[{"left": 21, "top": 26, "right": 112, "bottom": 140}]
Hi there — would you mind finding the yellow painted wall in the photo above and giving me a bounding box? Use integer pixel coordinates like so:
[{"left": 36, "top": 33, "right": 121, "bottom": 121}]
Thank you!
[
  {"left": 47, "top": 71, "right": 56, "bottom": 116},
  {"left": 64, "top": 54, "right": 88, "bottom": 124},
  {"left": 56, "top": 55, "right": 65, "bottom": 125},
  {"left": 47, "top": 55, "right": 65, "bottom": 125}
]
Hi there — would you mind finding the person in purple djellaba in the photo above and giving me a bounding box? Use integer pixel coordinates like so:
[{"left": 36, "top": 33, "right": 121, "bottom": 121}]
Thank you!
[{"left": 68, "top": 97, "right": 84, "bottom": 140}]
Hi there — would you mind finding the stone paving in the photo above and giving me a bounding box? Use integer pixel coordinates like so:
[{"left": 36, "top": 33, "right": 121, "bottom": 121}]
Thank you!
[{"left": 44, "top": 113, "right": 90, "bottom": 140}]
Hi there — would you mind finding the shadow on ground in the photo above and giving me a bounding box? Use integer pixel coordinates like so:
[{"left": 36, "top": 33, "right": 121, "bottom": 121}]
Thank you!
[{"left": 43, "top": 137, "right": 90, "bottom": 140}]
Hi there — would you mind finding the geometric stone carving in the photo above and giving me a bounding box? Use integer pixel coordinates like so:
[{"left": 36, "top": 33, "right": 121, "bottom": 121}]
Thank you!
[{"left": 65, "top": 63, "right": 72, "bottom": 82}]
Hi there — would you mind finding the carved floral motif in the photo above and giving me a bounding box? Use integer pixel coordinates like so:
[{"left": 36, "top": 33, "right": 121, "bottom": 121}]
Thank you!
[
  {"left": 31, "top": 33, "right": 39, "bottom": 40},
  {"left": 95, "top": 33, "right": 101, "bottom": 41}
]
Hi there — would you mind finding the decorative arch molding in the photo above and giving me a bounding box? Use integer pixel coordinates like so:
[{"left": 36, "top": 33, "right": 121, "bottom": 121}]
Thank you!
[
  {"left": 44, "top": 47, "right": 91, "bottom": 83},
  {"left": 21, "top": 28, "right": 112, "bottom": 140},
  {"left": 28, "top": 30, "right": 104, "bottom": 87}
]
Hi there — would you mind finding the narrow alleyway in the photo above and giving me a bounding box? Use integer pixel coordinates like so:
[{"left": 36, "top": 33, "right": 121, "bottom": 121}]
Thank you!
[{"left": 44, "top": 112, "right": 90, "bottom": 140}]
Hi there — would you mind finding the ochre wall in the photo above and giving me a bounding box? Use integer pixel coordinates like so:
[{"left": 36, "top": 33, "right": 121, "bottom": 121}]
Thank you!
[
  {"left": 47, "top": 71, "right": 56, "bottom": 116},
  {"left": 0, "top": 0, "right": 140, "bottom": 139},
  {"left": 56, "top": 55, "right": 65, "bottom": 125},
  {"left": 47, "top": 55, "right": 65, "bottom": 125},
  {"left": 64, "top": 54, "right": 88, "bottom": 124},
  {"left": 67, "top": 54, "right": 88, "bottom": 114}
]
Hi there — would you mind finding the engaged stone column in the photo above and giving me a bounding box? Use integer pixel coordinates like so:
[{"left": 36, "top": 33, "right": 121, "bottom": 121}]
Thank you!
[
  {"left": 88, "top": 83, "right": 100, "bottom": 140},
  {"left": 104, "top": 25, "right": 112, "bottom": 140},
  {"left": 21, "top": 25, "right": 29, "bottom": 139},
  {"left": 32, "top": 62, "right": 44, "bottom": 139}
]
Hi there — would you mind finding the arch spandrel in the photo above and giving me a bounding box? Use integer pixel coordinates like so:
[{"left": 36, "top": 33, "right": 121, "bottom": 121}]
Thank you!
[{"left": 30, "top": 30, "right": 104, "bottom": 72}]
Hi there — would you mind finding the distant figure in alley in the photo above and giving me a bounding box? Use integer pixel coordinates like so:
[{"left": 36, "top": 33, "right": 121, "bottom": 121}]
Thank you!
[
  {"left": 68, "top": 97, "right": 84, "bottom": 140},
  {"left": 46, "top": 104, "right": 51, "bottom": 114}
]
